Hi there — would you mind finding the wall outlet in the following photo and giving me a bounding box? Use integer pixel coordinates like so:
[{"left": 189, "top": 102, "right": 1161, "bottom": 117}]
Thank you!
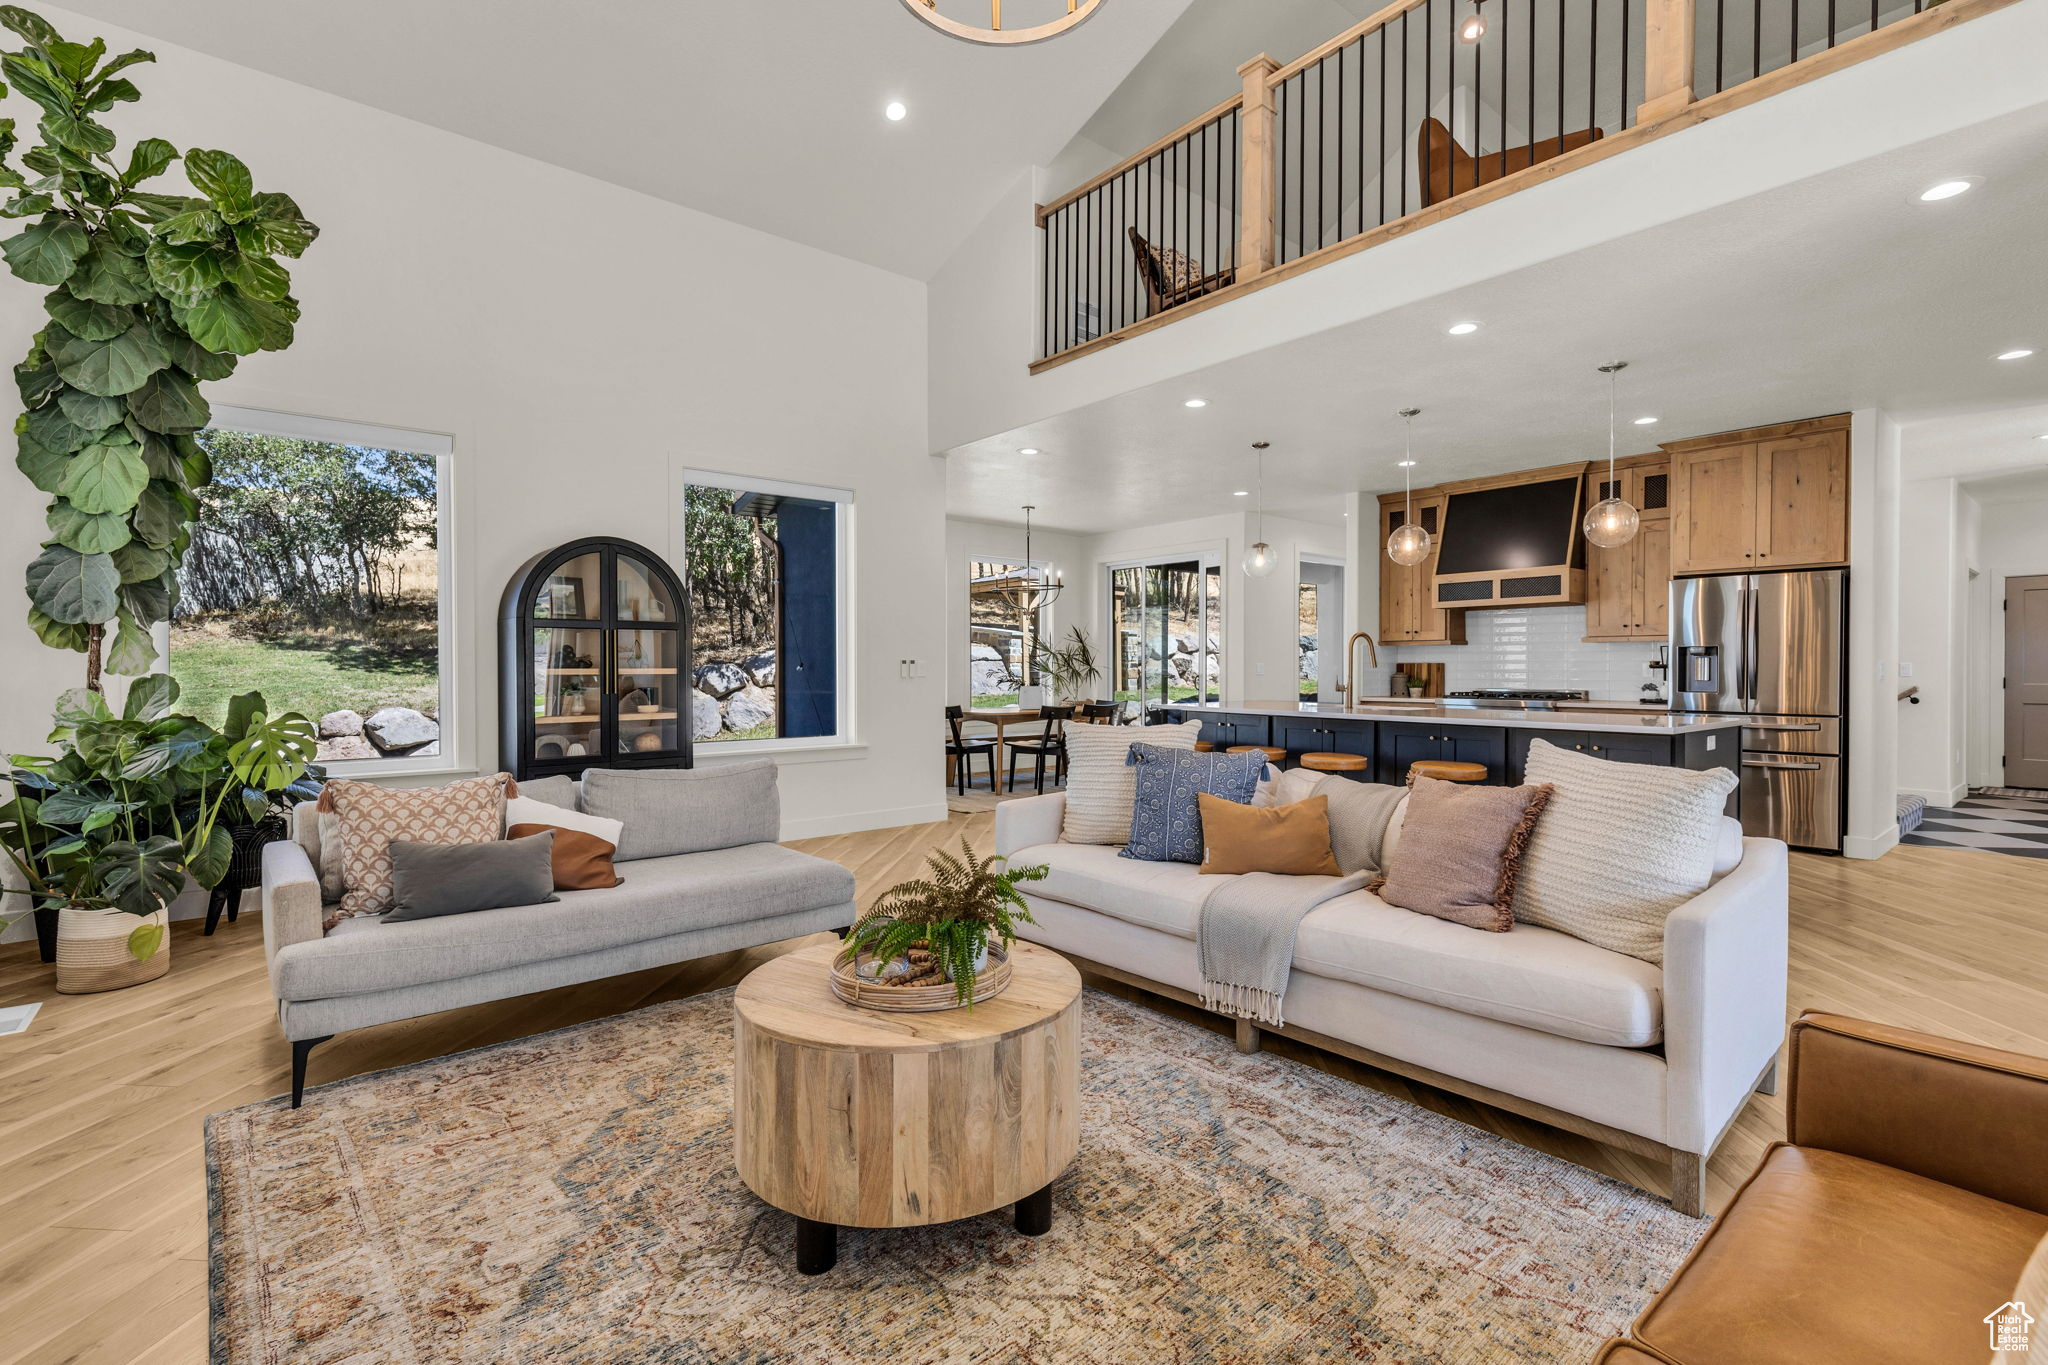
[{"left": 1254, "top": 662, "right": 1266, "bottom": 676}]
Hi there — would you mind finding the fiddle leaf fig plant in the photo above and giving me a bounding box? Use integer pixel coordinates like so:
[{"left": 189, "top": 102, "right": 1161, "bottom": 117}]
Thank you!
[{"left": 0, "top": 5, "right": 318, "bottom": 691}]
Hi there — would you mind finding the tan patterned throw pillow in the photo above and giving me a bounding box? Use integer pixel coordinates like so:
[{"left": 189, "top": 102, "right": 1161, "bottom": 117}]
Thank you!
[{"left": 319, "top": 774, "right": 513, "bottom": 925}]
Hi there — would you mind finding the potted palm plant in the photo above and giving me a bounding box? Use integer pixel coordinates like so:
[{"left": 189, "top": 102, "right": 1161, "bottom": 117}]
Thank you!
[
  {"left": 0, "top": 674, "right": 319, "bottom": 991},
  {"left": 840, "top": 839, "right": 1047, "bottom": 1008},
  {"left": 1030, "top": 627, "right": 1101, "bottom": 705}
]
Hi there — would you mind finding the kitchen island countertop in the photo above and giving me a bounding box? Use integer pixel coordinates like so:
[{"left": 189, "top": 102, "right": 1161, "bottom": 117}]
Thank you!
[{"left": 1160, "top": 700, "right": 1746, "bottom": 736}]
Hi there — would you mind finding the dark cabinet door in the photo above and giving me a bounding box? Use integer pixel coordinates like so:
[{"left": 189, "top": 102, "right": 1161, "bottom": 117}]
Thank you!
[
  {"left": 1377, "top": 725, "right": 1446, "bottom": 781},
  {"left": 1202, "top": 714, "right": 1271, "bottom": 750},
  {"left": 1440, "top": 724, "right": 1507, "bottom": 780},
  {"left": 1577, "top": 732, "right": 1672, "bottom": 766},
  {"left": 1274, "top": 719, "right": 1374, "bottom": 762}
]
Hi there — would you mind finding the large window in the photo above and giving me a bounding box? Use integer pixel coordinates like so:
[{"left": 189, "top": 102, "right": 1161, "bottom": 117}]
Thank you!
[
  {"left": 170, "top": 408, "right": 452, "bottom": 767},
  {"left": 1108, "top": 557, "right": 1221, "bottom": 706},
  {"left": 683, "top": 472, "right": 847, "bottom": 746},
  {"left": 967, "top": 560, "right": 1042, "bottom": 707}
]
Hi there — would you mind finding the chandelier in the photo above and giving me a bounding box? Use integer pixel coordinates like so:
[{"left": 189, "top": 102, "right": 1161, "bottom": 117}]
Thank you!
[
  {"left": 997, "top": 505, "right": 1064, "bottom": 612},
  {"left": 901, "top": 0, "right": 1103, "bottom": 45}
]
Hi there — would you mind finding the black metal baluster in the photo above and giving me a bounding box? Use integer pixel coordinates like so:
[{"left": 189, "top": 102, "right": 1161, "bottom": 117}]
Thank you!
[
  {"left": 1426, "top": 0, "right": 1434, "bottom": 205},
  {"left": 1621, "top": 0, "right": 1630, "bottom": 125},
  {"left": 1790, "top": 0, "right": 1798, "bottom": 74},
  {"left": 1557, "top": 0, "right": 1566, "bottom": 154},
  {"left": 1472, "top": 10, "right": 1481, "bottom": 197},
  {"left": 1337, "top": 45, "right": 1346, "bottom": 243},
  {"left": 1377, "top": 27, "right": 1387, "bottom": 227},
  {"left": 1295, "top": 74, "right": 1305, "bottom": 262},
  {"left": 1827, "top": 0, "right": 1837, "bottom": 47},
  {"left": 1402, "top": 10, "right": 1411, "bottom": 217},
  {"left": 1527, "top": 0, "right": 1535, "bottom": 150},
  {"left": 1869, "top": 0, "right": 1877, "bottom": 38},
  {"left": 1753, "top": 0, "right": 1761, "bottom": 82},
  {"left": 1589, "top": 0, "right": 1597, "bottom": 141}
]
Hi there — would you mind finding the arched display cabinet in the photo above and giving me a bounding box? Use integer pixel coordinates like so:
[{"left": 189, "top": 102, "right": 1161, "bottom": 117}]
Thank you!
[{"left": 500, "top": 537, "right": 692, "bottom": 779}]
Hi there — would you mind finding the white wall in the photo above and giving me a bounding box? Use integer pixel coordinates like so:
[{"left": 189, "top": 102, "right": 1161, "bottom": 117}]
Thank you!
[
  {"left": 1, "top": 9, "right": 946, "bottom": 893},
  {"left": 1843, "top": 409, "right": 1901, "bottom": 859},
  {"left": 1970, "top": 489, "right": 2048, "bottom": 787},
  {"left": 1895, "top": 477, "right": 1971, "bottom": 804}
]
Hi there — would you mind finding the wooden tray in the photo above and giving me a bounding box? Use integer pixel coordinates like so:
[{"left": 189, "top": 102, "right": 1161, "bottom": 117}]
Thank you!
[{"left": 830, "top": 945, "right": 1012, "bottom": 1012}]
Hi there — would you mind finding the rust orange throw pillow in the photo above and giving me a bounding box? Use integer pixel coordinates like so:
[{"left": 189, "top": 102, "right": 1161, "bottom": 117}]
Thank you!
[
  {"left": 1198, "top": 793, "right": 1342, "bottom": 876},
  {"left": 504, "top": 795, "right": 623, "bottom": 890}
]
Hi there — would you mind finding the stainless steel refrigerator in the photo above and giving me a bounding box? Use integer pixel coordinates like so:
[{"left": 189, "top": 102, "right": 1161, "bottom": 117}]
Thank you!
[{"left": 1671, "top": 570, "right": 1848, "bottom": 852}]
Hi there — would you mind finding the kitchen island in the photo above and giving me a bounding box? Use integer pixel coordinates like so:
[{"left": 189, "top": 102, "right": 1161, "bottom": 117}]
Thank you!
[{"left": 1155, "top": 700, "right": 1743, "bottom": 800}]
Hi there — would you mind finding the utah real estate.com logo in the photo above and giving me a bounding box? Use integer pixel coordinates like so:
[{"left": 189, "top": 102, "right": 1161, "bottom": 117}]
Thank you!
[{"left": 1988, "top": 1300, "right": 2034, "bottom": 1353}]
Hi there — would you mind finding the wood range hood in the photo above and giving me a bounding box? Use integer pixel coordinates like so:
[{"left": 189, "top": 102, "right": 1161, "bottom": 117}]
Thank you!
[{"left": 1429, "top": 462, "right": 1591, "bottom": 610}]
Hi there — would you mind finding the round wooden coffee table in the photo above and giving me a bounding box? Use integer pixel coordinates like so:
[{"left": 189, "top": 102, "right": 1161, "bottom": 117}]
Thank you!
[{"left": 732, "top": 939, "right": 1082, "bottom": 1274}]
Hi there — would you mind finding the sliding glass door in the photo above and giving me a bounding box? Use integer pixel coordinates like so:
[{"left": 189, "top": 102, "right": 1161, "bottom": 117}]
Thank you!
[{"left": 1109, "top": 558, "right": 1222, "bottom": 707}]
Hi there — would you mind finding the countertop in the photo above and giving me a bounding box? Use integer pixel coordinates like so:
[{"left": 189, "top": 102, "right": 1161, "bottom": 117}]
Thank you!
[{"left": 1161, "top": 700, "right": 1746, "bottom": 735}]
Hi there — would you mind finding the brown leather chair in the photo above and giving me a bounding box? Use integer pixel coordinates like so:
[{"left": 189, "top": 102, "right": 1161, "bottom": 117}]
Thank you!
[
  {"left": 1596, "top": 1012, "right": 2048, "bottom": 1364},
  {"left": 1416, "top": 116, "right": 1604, "bottom": 208},
  {"left": 1126, "top": 226, "right": 1234, "bottom": 317}
]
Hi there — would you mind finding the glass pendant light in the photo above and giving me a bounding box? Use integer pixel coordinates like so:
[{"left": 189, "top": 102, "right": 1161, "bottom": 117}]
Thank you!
[
  {"left": 1242, "top": 441, "right": 1276, "bottom": 578},
  {"left": 1583, "top": 362, "right": 1641, "bottom": 549},
  {"left": 996, "top": 504, "right": 1063, "bottom": 612},
  {"left": 1386, "top": 408, "right": 1431, "bottom": 566},
  {"left": 1459, "top": 0, "right": 1488, "bottom": 42}
]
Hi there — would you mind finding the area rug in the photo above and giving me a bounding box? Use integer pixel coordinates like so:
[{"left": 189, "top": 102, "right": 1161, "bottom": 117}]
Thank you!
[{"left": 208, "top": 989, "right": 1703, "bottom": 1363}]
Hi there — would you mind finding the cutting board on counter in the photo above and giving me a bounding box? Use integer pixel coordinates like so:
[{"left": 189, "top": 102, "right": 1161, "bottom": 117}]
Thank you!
[{"left": 1395, "top": 662, "right": 1445, "bottom": 697}]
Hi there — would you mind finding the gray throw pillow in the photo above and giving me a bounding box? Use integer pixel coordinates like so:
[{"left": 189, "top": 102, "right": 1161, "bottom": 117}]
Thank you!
[
  {"left": 580, "top": 760, "right": 780, "bottom": 862},
  {"left": 517, "top": 773, "right": 581, "bottom": 811},
  {"left": 384, "top": 832, "right": 559, "bottom": 921}
]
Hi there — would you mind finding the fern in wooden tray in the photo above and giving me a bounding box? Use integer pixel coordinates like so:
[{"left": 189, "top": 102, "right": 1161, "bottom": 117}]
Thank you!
[{"left": 840, "top": 838, "right": 1047, "bottom": 1007}]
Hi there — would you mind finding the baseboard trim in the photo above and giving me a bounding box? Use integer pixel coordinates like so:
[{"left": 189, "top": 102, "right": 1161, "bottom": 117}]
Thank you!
[
  {"left": 779, "top": 801, "right": 950, "bottom": 842},
  {"left": 1843, "top": 824, "right": 1902, "bottom": 861},
  {"left": 1898, "top": 785, "right": 1966, "bottom": 808}
]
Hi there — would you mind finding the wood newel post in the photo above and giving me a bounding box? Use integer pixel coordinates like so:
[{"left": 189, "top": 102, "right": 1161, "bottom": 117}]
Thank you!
[
  {"left": 1639, "top": 0, "right": 1697, "bottom": 123},
  {"left": 1236, "top": 54, "right": 1280, "bottom": 282}
]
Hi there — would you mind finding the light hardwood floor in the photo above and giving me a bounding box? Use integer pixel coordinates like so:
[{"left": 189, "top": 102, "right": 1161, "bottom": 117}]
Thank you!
[{"left": 3, "top": 814, "right": 2045, "bottom": 1365}]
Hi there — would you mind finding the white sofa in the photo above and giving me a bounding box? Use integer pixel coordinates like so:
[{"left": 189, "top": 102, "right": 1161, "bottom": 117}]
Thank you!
[{"left": 995, "top": 791, "right": 1789, "bottom": 1215}]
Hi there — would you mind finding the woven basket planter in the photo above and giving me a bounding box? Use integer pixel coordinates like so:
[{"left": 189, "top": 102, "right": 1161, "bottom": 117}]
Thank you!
[{"left": 55, "top": 906, "right": 170, "bottom": 994}]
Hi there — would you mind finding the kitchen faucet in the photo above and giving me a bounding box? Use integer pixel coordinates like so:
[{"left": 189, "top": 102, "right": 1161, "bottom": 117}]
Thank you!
[{"left": 1333, "top": 631, "right": 1379, "bottom": 712}]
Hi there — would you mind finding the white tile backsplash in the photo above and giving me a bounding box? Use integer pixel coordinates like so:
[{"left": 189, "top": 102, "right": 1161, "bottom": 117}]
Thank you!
[{"left": 1387, "top": 606, "right": 1667, "bottom": 701}]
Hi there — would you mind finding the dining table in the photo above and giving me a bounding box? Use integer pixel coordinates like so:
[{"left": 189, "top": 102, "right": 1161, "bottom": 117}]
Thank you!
[{"left": 960, "top": 706, "right": 1043, "bottom": 790}]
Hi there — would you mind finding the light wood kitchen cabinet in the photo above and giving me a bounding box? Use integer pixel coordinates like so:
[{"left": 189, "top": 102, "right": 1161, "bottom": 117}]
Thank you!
[
  {"left": 1665, "top": 415, "right": 1849, "bottom": 575},
  {"left": 1378, "top": 492, "right": 1465, "bottom": 645},
  {"left": 1583, "top": 457, "right": 1672, "bottom": 641}
]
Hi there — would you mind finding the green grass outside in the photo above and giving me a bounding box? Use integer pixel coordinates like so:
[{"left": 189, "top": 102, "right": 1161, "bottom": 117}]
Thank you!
[{"left": 169, "top": 626, "right": 438, "bottom": 727}]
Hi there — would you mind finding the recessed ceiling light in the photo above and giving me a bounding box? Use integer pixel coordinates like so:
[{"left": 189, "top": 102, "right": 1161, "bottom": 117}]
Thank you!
[
  {"left": 1184, "top": 398, "right": 1207, "bottom": 408},
  {"left": 1018, "top": 447, "right": 1040, "bottom": 455},
  {"left": 1232, "top": 489, "right": 1249, "bottom": 496},
  {"left": 1997, "top": 349, "right": 2035, "bottom": 361},
  {"left": 1633, "top": 416, "right": 1659, "bottom": 425},
  {"left": 884, "top": 101, "right": 907, "bottom": 122},
  {"left": 1397, "top": 459, "right": 1417, "bottom": 468},
  {"left": 1917, "top": 179, "right": 1974, "bottom": 202},
  {"left": 2036, "top": 433, "right": 2048, "bottom": 441},
  {"left": 1447, "top": 322, "right": 1480, "bottom": 335}
]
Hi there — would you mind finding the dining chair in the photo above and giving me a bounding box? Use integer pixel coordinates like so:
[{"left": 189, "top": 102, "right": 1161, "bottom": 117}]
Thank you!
[
  {"left": 1077, "top": 702, "right": 1119, "bottom": 726},
  {"left": 944, "top": 705, "right": 998, "bottom": 795},
  {"left": 1005, "top": 705, "right": 1074, "bottom": 795}
]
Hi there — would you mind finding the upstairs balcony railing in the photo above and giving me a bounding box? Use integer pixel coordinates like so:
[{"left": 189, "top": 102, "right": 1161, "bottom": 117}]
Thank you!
[{"left": 1033, "top": 0, "right": 2001, "bottom": 371}]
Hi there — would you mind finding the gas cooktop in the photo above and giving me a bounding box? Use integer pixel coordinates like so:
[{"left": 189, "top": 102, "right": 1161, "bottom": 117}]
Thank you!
[{"left": 1443, "top": 689, "right": 1590, "bottom": 701}]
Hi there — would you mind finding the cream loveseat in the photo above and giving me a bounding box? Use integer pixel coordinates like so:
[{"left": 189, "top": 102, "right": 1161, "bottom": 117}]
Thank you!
[
  {"left": 261, "top": 762, "right": 856, "bottom": 1105},
  {"left": 995, "top": 791, "right": 1789, "bottom": 1215}
]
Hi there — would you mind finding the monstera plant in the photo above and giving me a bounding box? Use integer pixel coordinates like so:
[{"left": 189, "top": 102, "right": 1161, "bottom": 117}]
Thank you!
[
  {"left": 0, "top": 674, "right": 319, "bottom": 965},
  {"left": 0, "top": 5, "right": 317, "bottom": 690}
]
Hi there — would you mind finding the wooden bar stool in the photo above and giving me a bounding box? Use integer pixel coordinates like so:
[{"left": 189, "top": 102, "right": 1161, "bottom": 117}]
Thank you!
[
  {"left": 1227, "top": 744, "right": 1287, "bottom": 766},
  {"left": 1409, "top": 759, "right": 1488, "bottom": 783},
  {"left": 1193, "top": 741, "right": 1217, "bottom": 752},
  {"left": 1300, "top": 752, "right": 1369, "bottom": 776}
]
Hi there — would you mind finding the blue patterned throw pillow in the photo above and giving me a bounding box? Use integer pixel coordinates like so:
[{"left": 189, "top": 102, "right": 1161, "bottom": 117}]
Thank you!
[{"left": 1120, "top": 745, "right": 1266, "bottom": 864}]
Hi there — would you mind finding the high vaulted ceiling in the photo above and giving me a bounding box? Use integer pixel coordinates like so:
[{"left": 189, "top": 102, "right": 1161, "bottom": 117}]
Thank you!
[{"left": 54, "top": 0, "right": 1195, "bottom": 279}]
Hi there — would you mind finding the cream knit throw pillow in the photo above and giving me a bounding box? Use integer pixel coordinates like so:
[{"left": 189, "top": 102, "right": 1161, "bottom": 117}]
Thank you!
[
  {"left": 1513, "top": 738, "right": 1739, "bottom": 964},
  {"left": 1059, "top": 720, "right": 1202, "bottom": 845}
]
